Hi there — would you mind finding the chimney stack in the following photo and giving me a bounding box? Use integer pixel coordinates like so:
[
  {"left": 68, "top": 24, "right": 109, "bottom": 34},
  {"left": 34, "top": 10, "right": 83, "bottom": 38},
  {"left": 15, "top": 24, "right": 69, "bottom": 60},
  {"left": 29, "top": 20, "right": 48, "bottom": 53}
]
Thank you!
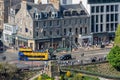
[{"left": 48, "top": 0, "right": 60, "bottom": 10}]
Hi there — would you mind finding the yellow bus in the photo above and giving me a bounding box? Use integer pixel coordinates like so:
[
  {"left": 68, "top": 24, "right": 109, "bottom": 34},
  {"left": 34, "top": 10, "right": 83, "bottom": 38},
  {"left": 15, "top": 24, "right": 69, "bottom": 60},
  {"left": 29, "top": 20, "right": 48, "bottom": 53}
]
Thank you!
[{"left": 18, "top": 48, "right": 49, "bottom": 61}]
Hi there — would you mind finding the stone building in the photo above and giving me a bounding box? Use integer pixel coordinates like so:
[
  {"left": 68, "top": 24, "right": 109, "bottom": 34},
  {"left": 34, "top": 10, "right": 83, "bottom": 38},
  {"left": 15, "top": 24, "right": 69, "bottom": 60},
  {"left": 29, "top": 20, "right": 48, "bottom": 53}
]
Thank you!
[
  {"left": 44, "top": 60, "right": 60, "bottom": 78},
  {"left": 7, "top": 0, "right": 90, "bottom": 50},
  {"left": 0, "top": 0, "right": 34, "bottom": 36},
  {"left": 0, "top": 0, "right": 4, "bottom": 35}
]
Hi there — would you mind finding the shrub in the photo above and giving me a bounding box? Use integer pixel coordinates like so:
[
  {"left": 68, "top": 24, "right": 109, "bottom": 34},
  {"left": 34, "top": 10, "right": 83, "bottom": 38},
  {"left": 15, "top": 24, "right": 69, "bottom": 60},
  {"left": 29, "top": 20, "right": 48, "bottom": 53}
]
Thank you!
[
  {"left": 73, "top": 73, "right": 83, "bottom": 80},
  {"left": 107, "top": 46, "right": 120, "bottom": 70},
  {"left": 114, "top": 24, "right": 120, "bottom": 46},
  {"left": 37, "top": 75, "right": 42, "bottom": 80},
  {"left": 66, "top": 71, "right": 71, "bottom": 77}
]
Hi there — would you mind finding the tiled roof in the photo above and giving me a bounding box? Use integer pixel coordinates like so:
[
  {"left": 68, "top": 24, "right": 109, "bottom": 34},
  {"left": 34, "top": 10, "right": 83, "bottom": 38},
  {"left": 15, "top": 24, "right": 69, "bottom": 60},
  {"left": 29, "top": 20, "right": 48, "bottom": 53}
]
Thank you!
[
  {"left": 11, "top": 2, "right": 57, "bottom": 18},
  {"left": 60, "top": 3, "right": 89, "bottom": 15}
]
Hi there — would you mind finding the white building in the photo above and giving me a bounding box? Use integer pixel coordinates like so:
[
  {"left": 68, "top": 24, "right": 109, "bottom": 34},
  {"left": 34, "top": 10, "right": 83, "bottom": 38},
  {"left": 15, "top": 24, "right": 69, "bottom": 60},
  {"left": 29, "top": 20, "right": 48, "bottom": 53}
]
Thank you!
[
  {"left": 88, "top": 0, "right": 120, "bottom": 44},
  {"left": 3, "top": 23, "right": 17, "bottom": 46},
  {"left": 60, "top": 0, "right": 72, "bottom": 5}
]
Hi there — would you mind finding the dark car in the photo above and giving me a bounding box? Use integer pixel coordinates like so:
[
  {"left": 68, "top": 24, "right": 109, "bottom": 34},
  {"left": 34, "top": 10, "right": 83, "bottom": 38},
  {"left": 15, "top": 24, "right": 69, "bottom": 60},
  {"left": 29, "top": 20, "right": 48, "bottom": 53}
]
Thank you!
[
  {"left": 50, "top": 54, "right": 57, "bottom": 60},
  {"left": 60, "top": 54, "right": 72, "bottom": 60}
]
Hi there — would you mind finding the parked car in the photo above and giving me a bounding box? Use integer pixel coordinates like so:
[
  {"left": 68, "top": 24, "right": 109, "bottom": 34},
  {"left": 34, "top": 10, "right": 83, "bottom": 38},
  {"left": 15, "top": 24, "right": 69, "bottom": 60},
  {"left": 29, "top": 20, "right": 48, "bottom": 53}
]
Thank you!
[{"left": 60, "top": 54, "right": 72, "bottom": 60}]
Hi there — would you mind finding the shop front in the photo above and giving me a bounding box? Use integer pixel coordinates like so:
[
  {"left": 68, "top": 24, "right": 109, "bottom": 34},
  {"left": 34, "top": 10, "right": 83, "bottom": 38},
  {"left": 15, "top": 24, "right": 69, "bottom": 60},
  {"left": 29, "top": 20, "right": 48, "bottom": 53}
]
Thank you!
[
  {"left": 93, "top": 32, "right": 115, "bottom": 45},
  {"left": 35, "top": 37, "right": 62, "bottom": 50},
  {"left": 78, "top": 35, "right": 92, "bottom": 47}
]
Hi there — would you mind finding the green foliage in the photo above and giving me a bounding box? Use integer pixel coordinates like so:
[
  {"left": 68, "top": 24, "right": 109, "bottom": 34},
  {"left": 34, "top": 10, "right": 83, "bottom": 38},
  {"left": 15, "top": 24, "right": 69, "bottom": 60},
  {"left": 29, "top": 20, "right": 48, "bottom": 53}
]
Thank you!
[
  {"left": 37, "top": 75, "right": 42, "bottom": 80},
  {"left": 107, "top": 46, "right": 120, "bottom": 70},
  {"left": 40, "top": 74, "right": 54, "bottom": 80},
  {"left": 73, "top": 73, "right": 83, "bottom": 80},
  {"left": 66, "top": 71, "right": 71, "bottom": 77},
  {"left": 0, "top": 62, "right": 18, "bottom": 80},
  {"left": 114, "top": 24, "right": 120, "bottom": 46}
]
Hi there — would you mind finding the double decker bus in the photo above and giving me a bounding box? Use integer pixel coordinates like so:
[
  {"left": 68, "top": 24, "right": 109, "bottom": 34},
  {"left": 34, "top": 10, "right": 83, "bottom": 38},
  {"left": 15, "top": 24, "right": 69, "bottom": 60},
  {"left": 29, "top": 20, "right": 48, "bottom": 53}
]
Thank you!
[{"left": 18, "top": 48, "right": 49, "bottom": 61}]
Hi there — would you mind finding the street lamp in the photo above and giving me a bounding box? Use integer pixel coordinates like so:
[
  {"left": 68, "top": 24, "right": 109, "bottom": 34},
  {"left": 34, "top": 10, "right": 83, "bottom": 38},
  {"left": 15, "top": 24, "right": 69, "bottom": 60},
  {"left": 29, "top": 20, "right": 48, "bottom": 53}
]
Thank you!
[
  {"left": 62, "top": 38, "right": 65, "bottom": 48},
  {"left": 15, "top": 36, "right": 18, "bottom": 50},
  {"left": 52, "top": 36, "right": 53, "bottom": 49},
  {"left": 90, "top": 33, "right": 93, "bottom": 45},
  {"left": 67, "top": 32, "right": 74, "bottom": 52}
]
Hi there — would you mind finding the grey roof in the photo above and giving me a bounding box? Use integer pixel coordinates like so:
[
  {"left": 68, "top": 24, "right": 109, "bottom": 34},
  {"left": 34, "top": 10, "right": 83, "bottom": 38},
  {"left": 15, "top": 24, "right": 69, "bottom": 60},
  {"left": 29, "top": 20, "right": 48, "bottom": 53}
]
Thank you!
[
  {"left": 60, "top": 4, "right": 83, "bottom": 10},
  {"left": 60, "top": 3, "right": 89, "bottom": 15},
  {"left": 11, "top": 2, "right": 57, "bottom": 15}
]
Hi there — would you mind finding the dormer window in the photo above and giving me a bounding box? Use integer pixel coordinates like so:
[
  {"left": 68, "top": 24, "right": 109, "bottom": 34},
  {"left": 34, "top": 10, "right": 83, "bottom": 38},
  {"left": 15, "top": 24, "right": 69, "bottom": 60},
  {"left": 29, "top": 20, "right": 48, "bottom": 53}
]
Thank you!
[
  {"left": 49, "top": 12, "right": 52, "bottom": 17},
  {"left": 33, "top": 13, "right": 35, "bottom": 18},
  {"left": 38, "top": 13, "right": 42, "bottom": 19},
  {"left": 72, "top": 11, "right": 78, "bottom": 16},
  {"left": 64, "top": 11, "right": 71, "bottom": 16},
  {"left": 51, "top": 12, "right": 56, "bottom": 18},
  {"left": 41, "top": 12, "right": 48, "bottom": 19},
  {"left": 80, "top": 10, "right": 87, "bottom": 15},
  {"left": 51, "top": 11, "right": 58, "bottom": 18},
  {"left": 35, "top": 13, "right": 39, "bottom": 19},
  {"left": 10, "top": 8, "right": 15, "bottom": 15}
]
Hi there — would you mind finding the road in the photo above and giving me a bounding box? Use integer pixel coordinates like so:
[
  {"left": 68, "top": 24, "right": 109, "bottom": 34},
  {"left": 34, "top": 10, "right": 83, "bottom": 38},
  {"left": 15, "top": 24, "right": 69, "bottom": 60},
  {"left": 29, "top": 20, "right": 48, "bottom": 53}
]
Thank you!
[
  {"left": 56, "top": 48, "right": 111, "bottom": 65},
  {"left": 0, "top": 49, "right": 18, "bottom": 62},
  {"left": 0, "top": 48, "right": 111, "bottom": 69},
  {"left": 0, "top": 49, "right": 45, "bottom": 69}
]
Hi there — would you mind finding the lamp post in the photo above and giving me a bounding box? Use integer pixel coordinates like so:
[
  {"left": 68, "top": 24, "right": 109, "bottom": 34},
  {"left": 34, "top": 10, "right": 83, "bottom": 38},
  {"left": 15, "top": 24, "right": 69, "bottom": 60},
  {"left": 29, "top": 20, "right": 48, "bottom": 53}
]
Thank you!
[
  {"left": 67, "top": 32, "right": 74, "bottom": 52},
  {"left": 15, "top": 36, "right": 18, "bottom": 50},
  {"left": 52, "top": 36, "right": 53, "bottom": 48},
  {"left": 70, "top": 34, "right": 72, "bottom": 52},
  {"left": 90, "top": 33, "right": 93, "bottom": 45},
  {"left": 62, "top": 38, "right": 65, "bottom": 48}
]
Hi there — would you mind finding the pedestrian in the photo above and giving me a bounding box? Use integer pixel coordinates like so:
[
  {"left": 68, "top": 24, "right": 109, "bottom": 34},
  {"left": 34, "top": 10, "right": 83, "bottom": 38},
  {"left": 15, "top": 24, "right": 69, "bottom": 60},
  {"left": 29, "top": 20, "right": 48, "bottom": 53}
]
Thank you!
[{"left": 81, "top": 53, "right": 84, "bottom": 57}]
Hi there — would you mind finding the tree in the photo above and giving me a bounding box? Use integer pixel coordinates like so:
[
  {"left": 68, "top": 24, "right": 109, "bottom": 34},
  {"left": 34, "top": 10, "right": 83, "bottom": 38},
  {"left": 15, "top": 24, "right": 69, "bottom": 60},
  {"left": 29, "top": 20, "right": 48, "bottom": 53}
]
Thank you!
[
  {"left": 107, "top": 46, "right": 120, "bottom": 70},
  {"left": 0, "top": 62, "right": 18, "bottom": 80},
  {"left": 114, "top": 24, "right": 120, "bottom": 46},
  {"left": 107, "top": 24, "right": 120, "bottom": 70}
]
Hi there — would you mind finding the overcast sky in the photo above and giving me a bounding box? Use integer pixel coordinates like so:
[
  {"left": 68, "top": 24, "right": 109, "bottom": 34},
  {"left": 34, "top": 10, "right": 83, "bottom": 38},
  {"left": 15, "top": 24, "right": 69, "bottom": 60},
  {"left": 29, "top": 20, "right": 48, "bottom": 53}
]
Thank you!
[{"left": 73, "top": 0, "right": 81, "bottom": 4}]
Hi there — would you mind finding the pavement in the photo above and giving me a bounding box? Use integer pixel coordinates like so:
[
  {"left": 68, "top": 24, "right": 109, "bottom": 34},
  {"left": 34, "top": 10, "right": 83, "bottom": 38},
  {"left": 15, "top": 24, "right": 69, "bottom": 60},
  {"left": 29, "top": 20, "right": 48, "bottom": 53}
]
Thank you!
[
  {"left": 6, "top": 48, "right": 18, "bottom": 53},
  {"left": 66, "top": 44, "right": 112, "bottom": 53},
  {"left": 99, "top": 77, "right": 115, "bottom": 80}
]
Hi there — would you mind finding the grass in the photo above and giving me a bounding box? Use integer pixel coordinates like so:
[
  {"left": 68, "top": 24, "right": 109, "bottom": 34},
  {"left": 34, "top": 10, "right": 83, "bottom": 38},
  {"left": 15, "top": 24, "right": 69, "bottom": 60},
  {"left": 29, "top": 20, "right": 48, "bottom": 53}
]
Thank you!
[
  {"left": 83, "top": 76, "right": 99, "bottom": 80},
  {"left": 63, "top": 62, "right": 120, "bottom": 77},
  {"left": 17, "top": 70, "right": 40, "bottom": 80},
  {"left": 66, "top": 73, "right": 100, "bottom": 80}
]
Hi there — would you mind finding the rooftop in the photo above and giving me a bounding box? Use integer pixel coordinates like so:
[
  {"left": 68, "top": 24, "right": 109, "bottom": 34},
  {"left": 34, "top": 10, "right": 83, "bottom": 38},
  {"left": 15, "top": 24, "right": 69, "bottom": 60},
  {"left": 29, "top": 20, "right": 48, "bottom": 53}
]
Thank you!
[{"left": 88, "top": 0, "right": 120, "bottom": 4}]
